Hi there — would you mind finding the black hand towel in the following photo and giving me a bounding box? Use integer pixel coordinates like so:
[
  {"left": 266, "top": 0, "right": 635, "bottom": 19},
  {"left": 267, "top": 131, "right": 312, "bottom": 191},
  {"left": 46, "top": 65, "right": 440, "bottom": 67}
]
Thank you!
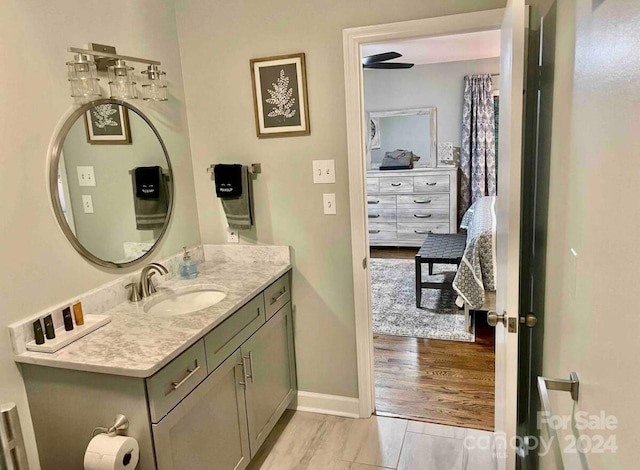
[
  {"left": 214, "top": 164, "right": 243, "bottom": 198},
  {"left": 135, "top": 166, "right": 162, "bottom": 199}
]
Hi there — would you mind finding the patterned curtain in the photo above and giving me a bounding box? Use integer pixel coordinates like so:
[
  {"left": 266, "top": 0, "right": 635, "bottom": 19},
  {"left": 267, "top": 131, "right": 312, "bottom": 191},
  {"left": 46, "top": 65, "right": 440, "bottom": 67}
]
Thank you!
[{"left": 459, "top": 74, "right": 496, "bottom": 220}]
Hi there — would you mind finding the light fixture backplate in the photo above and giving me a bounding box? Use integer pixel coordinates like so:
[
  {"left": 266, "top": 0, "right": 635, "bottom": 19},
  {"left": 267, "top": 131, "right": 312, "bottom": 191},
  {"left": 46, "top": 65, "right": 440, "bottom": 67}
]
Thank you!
[{"left": 90, "top": 43, "right": 118, "bottom": 71}]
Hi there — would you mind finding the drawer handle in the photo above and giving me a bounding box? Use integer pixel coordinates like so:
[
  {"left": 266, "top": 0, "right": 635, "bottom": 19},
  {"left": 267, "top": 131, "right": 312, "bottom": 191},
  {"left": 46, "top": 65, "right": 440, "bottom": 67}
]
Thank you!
[
  {"left": 413, "top": 199, "right": 432, "bottom": 204},
  {"left": 414, "top": 214, "right": 432, "bottom": 219},
  {"left": 270, "top": 286, "right": 287, "bottom": 305},
  {"left": 391, "top": 183, "right": 402, "bottom": 187},
  {"left": 368, "top": 200, "right": 380, "bottom": 205},
  {"left": 242, "top": 351, "right": 254, "bottom": 383},
  {"left": 425, "top": 182, "right": 437, "bottom": 186},
  {"left": 171, "top": 361, "right": 201, "bottom": 391},
  {"left": 369, "top": 230, "right": 380, "bottom": 234},
  {"left": 368, "top": 214, "right": 380, "bottom": 219},
  {"left": 414, "top": 230, "right": 433, "bottom": 235}
]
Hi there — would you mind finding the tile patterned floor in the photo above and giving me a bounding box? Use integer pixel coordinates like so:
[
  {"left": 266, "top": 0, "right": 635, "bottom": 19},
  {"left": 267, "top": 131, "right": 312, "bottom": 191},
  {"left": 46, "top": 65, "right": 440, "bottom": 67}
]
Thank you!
[{"left": 247, "top": 411, "right": 497, "bottom": 470}]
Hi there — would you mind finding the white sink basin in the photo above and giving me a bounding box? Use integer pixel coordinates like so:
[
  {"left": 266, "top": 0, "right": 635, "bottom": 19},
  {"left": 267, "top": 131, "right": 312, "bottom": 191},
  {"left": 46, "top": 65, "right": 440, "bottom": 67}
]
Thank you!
[{"left": 144, "top": 287, "right": 227, "bottom": 316}]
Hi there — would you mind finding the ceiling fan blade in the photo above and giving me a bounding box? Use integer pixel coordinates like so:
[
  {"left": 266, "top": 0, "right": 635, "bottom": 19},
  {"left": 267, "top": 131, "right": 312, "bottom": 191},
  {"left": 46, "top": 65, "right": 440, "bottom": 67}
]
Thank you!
[
  {"left": 362, "top": 51, "right": 402, "bottom": 65},
  {"left": 364, "top": 62, "right": 415, "bottom": 69}
]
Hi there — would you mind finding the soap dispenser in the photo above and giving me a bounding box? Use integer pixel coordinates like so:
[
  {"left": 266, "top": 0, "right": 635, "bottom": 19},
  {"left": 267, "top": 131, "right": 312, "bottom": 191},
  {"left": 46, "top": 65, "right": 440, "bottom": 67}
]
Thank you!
[{"left": 179, "top": 247, "right": 199, "bottom": 279}]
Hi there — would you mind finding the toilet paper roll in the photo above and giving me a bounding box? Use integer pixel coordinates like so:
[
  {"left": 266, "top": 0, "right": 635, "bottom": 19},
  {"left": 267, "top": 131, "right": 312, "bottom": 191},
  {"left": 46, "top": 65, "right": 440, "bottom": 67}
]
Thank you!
[{"left": 84, "top": 434, "right": 139, "bottom": 470}]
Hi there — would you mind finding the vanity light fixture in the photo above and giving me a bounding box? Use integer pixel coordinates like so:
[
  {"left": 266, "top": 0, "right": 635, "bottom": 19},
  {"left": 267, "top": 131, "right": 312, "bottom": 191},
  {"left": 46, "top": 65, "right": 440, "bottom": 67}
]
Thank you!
[
  {"left": 66, "top": 44, "right": 168, "bottom": 101},
  {"left": 140, "top": 64, "right": 168, "bottom": 101},
  {"left": 66, "top": 54, "right": 102, "bottom": 100}
]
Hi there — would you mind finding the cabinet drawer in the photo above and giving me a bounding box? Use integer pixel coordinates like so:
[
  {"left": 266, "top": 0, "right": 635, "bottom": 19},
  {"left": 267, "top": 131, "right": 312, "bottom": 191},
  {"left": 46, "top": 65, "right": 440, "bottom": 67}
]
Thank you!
[
  {"left": 397, "top": 193, "right": 449, "bottom": 210},
  {"left": 367, "top": 195, "right": 396, "bottom": 207},
  {"left": 367, "top": 208, "right": 396, "bottom": 223},
  {"left": 366, "top": 178, "right": 379, "bottom": 192},
  {"left": 397, "top": 209, "right": 449, "bottom": 223},
  {"left": 368, "top": 222, "right": 397, "bottom": 241},
  {"left": 379, "top": 176, "right": 413, "bottom": 193},
  {"left": 264, "top": 273, "right": 291, "bottom": 320},
  {"left": 204, "top": 293, "right": 265, "bottom": 373},
  {"left": 147, "top": 340, "right": 208, "bottom": 423},
  {"left": 413, "top": 175, "right": 450, "bottom": 193},
  {"left": 397, "top": 222, "right": 450, "bottom": 240}
]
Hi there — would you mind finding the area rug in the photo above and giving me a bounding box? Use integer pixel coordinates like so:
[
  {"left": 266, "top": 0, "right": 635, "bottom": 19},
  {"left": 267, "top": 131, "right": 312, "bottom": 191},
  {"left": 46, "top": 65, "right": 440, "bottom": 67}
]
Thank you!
[{"left": 370, "top": 258, "right": 474, "bottom": 342}]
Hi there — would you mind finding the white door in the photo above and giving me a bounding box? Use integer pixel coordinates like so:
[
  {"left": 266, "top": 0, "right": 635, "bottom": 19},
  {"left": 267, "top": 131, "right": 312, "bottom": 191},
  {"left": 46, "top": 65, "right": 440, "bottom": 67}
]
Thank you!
[{"left": 494, "top": 0, "right": 526, "bottom": 469}]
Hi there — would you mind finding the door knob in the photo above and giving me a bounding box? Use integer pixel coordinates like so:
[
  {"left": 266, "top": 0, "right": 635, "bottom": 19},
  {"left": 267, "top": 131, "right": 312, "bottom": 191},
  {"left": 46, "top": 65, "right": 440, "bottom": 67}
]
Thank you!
[
  {"left": 520, "top": 313, "right": 538, "bottom": 328},
  {"left": 487, "top": 310, "right": 507, "bottom": 327}
]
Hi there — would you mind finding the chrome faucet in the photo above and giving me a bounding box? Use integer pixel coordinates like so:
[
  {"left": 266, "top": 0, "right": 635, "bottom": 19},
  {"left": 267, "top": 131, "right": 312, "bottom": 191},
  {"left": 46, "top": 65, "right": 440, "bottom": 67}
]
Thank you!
[{"left": 139, "top": 263, "right": 169, "bottom": 298}]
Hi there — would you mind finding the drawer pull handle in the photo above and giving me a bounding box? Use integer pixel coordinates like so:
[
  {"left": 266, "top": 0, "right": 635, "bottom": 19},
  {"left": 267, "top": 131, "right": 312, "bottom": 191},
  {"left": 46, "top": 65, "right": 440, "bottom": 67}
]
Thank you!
[
  {"left": 425, "top": 182, "right": 437, "bottom": 186},
  {"left": 414, "top": 214, "right": 432, "bottom": 219},
  {"left": 413, "top": 200, "right": 432, "bottom": 204},
  {"left": 270, "top": 286, "right": 287, "bottom": 305},
  {"left": 368, "top": 214, "right": 380, "bottom": 219},
  {"left": 414, "top": 230, "right": 433, "bottom": 235},
  {"left": 369, "top": 230, "right": 381, "bottom": 234},
  {"left": 368, "top": 200, "right": 380, "bottom": 205},
  {"left": 171, "top": 361, "right": 201, "bottom": 391},
  {"left": 391, "top": 183, "right": 402, "bottom": 187},
  {"left": 242, "top": 352, "right": 254, "bottom": 383}
]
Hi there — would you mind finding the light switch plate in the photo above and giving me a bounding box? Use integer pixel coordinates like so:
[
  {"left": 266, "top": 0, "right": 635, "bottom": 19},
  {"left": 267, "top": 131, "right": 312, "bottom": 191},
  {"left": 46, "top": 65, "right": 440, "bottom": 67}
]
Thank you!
[
  {"left": 313, "top": 160, "right": 336, "bottom": 184},
  {"left": 81, "top": 195, "right": 94, "bottom": 213},
  {"left": 77, "top": 166, "right": 96, "bottom": 187},
  {"left": 323, "top": 193, "right": 336, "bottom": 215}
]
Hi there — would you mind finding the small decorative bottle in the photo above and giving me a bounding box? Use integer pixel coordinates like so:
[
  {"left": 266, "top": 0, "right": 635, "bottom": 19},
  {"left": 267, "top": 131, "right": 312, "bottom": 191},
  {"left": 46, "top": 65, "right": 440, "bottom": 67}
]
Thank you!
[{"left": 179, "top": 247, "right": 199, "bottom": 279}]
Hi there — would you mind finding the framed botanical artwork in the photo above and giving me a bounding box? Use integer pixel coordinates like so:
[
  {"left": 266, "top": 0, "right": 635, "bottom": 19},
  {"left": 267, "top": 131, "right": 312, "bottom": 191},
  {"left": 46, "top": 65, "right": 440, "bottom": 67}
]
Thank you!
[
  {"left": 369, "top": 117, "right": 381, "bottom": 149},
  {"left": 250, "top": 53, "right": 310, "bottom": 138},
  {"left": 84, "top": 103, "right": 132, "bottom": 144}
]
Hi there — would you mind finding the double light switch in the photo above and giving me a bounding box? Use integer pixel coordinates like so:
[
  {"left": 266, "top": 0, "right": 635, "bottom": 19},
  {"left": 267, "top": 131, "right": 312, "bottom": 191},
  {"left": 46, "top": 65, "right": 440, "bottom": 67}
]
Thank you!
[{"left": 313, "top": 160, "right": 336, "bottom": 215}]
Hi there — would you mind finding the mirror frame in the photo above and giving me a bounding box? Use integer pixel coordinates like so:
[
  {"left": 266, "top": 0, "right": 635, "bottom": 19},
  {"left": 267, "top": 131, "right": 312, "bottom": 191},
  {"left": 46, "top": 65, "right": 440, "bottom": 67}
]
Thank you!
[
  {"left": 49, "top": 98, "right": 174, "bottom": 269},
  {"left": 367, "top": 107, "right": 438, "bottom": 169}
]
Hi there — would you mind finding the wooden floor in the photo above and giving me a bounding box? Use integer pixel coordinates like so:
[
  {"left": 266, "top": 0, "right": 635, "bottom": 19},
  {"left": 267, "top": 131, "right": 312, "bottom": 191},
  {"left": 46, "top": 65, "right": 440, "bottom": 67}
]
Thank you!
[{"left": 370, "top": 247, "right": 496, "bottom": 431}]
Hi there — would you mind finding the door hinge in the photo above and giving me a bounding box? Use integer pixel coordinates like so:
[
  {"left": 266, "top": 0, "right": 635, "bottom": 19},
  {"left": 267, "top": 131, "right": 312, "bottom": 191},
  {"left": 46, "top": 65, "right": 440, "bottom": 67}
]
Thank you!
[{"left": 362, "top": 258, "right": 367, "bottom": 269}]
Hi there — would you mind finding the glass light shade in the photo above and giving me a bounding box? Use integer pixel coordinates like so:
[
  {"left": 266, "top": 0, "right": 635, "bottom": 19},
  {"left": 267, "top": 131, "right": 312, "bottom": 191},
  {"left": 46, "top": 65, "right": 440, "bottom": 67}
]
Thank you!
[
  {"left": 67, "top": 54, "right": 101, "bottom": 98},
  {"left": 141, "top": 65, "right": 168, "bottom": 101},
  {"left": 108, "top": 60, "right": 138, "bottom": 99}
]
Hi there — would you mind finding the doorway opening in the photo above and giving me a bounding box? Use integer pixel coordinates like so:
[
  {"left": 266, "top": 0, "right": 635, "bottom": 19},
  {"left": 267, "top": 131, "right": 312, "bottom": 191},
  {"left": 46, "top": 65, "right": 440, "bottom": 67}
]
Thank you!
[{"left": 362, "top": 32, "right": 501, "bottom": 431}]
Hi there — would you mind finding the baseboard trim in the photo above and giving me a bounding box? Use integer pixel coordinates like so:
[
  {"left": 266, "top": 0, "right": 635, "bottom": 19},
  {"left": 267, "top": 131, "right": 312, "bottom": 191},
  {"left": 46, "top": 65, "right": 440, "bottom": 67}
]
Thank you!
[{"left": 289, "top": 391, "right": 360, "bottom": 418}]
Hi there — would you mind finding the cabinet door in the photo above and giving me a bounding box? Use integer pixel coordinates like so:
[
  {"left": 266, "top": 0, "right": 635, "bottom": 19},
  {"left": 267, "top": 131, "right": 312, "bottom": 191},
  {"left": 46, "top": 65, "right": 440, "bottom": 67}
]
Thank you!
[
  {"left": 241, "top": 302, "right": 296, "bottom": 457},
  {"left": 152, "top": 350, "right": 250, "bottom": 470}
]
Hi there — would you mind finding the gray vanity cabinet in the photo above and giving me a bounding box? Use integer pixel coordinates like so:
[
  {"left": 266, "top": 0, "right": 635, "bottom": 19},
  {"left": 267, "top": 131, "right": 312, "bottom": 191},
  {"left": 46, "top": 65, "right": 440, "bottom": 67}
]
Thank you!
[
  {"left": 241, "top": 302, "right": 296, "bottom": 457},
  {"left": 152, "top": 350, "right": 251, "bottom": 470}
]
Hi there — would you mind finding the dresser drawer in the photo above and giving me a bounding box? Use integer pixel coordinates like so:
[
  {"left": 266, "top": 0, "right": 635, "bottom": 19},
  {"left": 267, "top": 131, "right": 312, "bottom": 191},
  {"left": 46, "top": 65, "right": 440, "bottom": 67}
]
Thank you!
[
  {"left": 264, "top": 273, "right": 291, "bottom": 320},
  {"left": 367, "top": 195, "right": 396, "bottom": 208},
  {"left": 413, "top": 175, "right": 450, "bottom": 193},
  {"left": 367, "top": 208, "right": 396, "bottom": 223},
  {"left": 379, "top": 176, "right": 413, "bottom": 193},
  {"left": 368, "top": 222, "right": 398, "bottom": 241},
  {"left": 147, "top": 340, "right": 208, "bottom": 423},
  {"left": 397, "top": 209, "right": 449, "bottom": 223},
  {"left": 397, "top": 222, "right": 450, "bottom": 240},
  {"left": 366, "top": 178, "right": 379, "bottom": 193},
  {"left": 396, "top": 193, "right": 449, "bottom": 210},
  {"left": 204, "top": 293, "right": 265, "bottom": 373}
]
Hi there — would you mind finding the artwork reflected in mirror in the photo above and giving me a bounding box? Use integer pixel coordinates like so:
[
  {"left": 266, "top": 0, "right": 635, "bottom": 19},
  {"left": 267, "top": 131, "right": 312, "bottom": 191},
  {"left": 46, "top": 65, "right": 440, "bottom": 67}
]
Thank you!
[
  {"left": 367, "top": 108, "right": 437, "bottom": 169},
  {"left": 54, "top": 101, "right": 172, "bottom": 266}
]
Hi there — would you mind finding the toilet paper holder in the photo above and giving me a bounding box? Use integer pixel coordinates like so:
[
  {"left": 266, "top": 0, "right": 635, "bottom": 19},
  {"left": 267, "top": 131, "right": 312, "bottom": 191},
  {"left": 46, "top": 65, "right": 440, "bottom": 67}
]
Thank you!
[{"left": 91, "top": 414, "right": 129, "bottom": 438}]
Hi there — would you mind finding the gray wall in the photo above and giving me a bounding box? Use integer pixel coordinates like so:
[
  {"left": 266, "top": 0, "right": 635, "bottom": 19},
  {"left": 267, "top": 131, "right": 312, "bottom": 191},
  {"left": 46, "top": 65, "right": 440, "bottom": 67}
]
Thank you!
[
  {"left": 0, "top": 1, "right": 200, "bottom": 468},
  {"left": 364, "top": 58, "right": 501, "bottom": 149},
  {"left": 174, "top": 0, "right": 506, "bottom": 399},
  {"left": 62, "top": 109, "right": 169, "bottom": 262}
]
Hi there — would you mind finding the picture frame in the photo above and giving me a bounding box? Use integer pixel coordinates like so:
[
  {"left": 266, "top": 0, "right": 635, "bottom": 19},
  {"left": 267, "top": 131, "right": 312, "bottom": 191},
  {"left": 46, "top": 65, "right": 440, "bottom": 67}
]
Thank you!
[
  {"left": 369, "top": 117, "right": 381, "bottom": 149},
  {"left": 84, "top": 103, "right": 132, "bottom": 144},
  {"left": 437, "top": 142, "right": 457, "bottom": 168},
  {"left": 250, "top": 53, "right": 310, "bottom": 138}
]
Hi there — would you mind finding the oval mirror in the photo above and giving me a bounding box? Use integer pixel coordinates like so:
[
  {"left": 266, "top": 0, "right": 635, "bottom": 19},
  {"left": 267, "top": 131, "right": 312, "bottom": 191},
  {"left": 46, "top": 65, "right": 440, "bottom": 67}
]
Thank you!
[{"left": 49, "top": 99, "right": 173, "bottom": 268}]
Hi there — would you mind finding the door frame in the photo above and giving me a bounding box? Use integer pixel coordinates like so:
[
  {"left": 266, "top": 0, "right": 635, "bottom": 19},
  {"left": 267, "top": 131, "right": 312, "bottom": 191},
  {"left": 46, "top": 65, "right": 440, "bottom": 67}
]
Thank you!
[{"left": 342, "top": 7, "right": 521, "bottom": 466}]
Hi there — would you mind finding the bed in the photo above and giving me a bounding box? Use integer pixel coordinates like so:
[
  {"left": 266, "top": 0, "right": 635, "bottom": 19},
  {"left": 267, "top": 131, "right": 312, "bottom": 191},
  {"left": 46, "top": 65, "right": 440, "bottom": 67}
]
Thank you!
[{"left": 453, "top": 196, "right": 498, "bottom": 329}]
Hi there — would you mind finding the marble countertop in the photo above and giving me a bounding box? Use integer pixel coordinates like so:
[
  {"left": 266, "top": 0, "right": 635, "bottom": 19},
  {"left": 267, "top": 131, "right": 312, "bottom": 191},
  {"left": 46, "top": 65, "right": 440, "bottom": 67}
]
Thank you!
[{"left": 13, "top": 253, "right": 291, "bottom": 378}]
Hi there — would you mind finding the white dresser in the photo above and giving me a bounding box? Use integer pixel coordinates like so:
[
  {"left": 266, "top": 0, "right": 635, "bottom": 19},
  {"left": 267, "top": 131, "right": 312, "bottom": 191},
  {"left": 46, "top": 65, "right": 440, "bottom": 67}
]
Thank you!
[{"left": 366, "top": 167, "right": 459, "bottom": 247}]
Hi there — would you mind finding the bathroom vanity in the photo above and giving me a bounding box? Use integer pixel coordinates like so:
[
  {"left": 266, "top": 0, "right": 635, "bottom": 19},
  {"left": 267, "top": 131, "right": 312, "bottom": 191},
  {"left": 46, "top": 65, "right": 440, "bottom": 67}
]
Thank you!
[{"left": 13, "top": 247, "right": 295, "bottom": 470}]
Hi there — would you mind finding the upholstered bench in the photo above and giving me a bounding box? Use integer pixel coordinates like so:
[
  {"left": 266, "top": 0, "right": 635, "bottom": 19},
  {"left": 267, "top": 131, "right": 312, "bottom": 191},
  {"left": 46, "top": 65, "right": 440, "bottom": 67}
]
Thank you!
[{"left": 414, "top": 232, "right": 467, "bottom": 308}]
